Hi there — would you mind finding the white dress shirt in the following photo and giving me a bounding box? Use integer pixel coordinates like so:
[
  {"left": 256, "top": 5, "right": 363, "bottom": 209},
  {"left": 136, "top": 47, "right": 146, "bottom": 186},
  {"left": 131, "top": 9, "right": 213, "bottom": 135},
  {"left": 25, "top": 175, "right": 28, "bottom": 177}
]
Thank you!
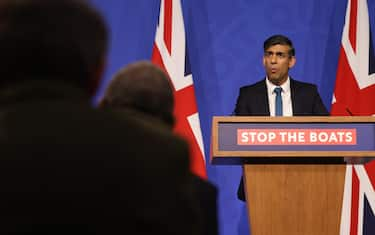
[{"left": 266, "top": 77, "right": 293, "bottom": 116}]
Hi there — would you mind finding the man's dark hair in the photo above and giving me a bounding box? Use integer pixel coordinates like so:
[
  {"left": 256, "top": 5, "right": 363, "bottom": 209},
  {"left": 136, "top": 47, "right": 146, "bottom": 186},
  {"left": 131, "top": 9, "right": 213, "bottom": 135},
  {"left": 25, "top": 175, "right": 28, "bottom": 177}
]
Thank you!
[
  {"left": 0, "top": 0, "right": 108, "bottom": 90},
  {"left": 263, "top": 34, "right": 295, "bottom": 56},
  {"left": 100, "top": 61, "right": 175, "bottom": 127}
]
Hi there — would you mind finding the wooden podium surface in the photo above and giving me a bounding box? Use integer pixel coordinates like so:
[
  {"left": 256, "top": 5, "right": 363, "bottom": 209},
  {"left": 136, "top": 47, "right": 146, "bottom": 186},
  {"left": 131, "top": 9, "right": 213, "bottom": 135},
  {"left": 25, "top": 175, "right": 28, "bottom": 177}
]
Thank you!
[{"left": 211, "top": 116, "right": 375, "bottom": 235}]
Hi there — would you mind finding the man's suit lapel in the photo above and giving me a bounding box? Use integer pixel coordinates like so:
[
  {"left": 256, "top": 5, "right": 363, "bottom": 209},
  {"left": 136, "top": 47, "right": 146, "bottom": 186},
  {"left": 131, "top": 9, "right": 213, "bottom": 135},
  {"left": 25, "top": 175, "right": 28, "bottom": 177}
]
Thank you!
[
  {"left": 290, "top": 78, "right": 297, "bottom": 115},
  {"left": 290, "top": 78, "right": 303, "bottom": 115},
  {"left": 259, "top": 79, "right": 270, "bottom": 115}
]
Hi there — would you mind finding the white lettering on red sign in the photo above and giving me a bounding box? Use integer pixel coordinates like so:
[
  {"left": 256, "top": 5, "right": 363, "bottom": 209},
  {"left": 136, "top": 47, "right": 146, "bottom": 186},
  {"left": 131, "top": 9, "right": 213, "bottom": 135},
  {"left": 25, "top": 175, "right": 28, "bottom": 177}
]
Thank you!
[{"left": 237, "top": 129, "right": 356, "bottom": 145}]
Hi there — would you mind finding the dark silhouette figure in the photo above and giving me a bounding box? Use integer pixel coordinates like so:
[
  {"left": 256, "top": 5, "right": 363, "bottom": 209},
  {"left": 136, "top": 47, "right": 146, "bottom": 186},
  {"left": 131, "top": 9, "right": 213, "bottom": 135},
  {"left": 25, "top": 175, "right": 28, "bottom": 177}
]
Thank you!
[
  {"left": 100, "top": 61, "right": 218, "bottom": 235},
  {"left": 0, "top": 1, "right": 201, "bottom": 234}
]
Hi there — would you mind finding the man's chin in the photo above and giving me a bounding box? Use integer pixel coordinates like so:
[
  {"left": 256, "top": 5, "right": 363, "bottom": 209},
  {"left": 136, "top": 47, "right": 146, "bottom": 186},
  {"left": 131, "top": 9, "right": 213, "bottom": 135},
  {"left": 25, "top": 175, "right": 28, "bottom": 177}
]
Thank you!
[{"left": 268, "top": 77, "right": 280, "bottom": 84}]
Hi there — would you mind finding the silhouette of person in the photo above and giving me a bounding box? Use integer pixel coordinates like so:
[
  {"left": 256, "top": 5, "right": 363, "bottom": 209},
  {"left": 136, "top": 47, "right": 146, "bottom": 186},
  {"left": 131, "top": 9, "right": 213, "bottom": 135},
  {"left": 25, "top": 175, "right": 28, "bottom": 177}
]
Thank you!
[
  {"left": 0, "top": 1, "right": 201, "bottom": 234},
  {"left": 234, "top": 34, "right": 329, "bottom": 201},
  {"left": 100, "top": 61, "right": 218, "bottom": 235}
]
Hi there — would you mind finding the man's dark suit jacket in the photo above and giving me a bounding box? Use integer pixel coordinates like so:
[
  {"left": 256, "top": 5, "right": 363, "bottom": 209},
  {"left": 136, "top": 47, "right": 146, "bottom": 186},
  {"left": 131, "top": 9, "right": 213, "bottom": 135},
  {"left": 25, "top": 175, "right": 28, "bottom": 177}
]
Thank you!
[
  {"left": 0, "top": 80, "right": 202, "bottom": 235},
  {"left": 234, "top": 78, "right": 329, "bottom": 201}
]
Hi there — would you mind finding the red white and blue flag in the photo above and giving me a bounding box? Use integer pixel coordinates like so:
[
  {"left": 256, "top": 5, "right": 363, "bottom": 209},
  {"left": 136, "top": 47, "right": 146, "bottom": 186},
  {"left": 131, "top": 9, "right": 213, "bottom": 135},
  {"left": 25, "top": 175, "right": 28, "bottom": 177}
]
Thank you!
[
  {"left": 151, "top": 0, "right": 207, "bottom": 179},
  {"left": 331, "top": 0, "right": 375, "bottom": 234}
]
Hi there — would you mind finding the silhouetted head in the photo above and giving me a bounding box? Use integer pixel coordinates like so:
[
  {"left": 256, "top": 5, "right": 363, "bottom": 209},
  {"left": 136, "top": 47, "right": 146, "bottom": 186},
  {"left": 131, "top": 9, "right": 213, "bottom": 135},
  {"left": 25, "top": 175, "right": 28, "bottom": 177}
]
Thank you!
[
  {"left": 100, "top": 61, "right": 175, "bottom": 127},
  {"left": 0, "top": 0, "right": 108, "bottom": 93}
]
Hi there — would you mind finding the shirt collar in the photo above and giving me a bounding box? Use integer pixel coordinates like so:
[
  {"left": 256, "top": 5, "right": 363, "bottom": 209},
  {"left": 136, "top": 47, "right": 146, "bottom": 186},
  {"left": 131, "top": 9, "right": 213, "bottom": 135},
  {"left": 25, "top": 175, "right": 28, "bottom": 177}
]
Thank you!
[{"left": 266, "top": 76, "right": 291, "bottom": 94}]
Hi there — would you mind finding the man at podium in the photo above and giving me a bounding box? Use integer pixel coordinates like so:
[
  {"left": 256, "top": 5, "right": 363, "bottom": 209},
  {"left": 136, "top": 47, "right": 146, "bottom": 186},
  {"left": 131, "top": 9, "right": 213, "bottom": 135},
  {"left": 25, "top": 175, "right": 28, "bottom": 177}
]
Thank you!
[{"left": 233, "top": 34, "right": 329, "bottom": 201}]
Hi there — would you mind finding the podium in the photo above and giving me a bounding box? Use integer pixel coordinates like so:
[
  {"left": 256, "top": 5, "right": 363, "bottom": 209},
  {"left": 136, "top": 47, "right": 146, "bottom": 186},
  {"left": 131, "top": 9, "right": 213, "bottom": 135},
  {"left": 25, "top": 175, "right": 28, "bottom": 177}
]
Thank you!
[{"left": 210, "top": 116, "right": 375, "bottom": 235}]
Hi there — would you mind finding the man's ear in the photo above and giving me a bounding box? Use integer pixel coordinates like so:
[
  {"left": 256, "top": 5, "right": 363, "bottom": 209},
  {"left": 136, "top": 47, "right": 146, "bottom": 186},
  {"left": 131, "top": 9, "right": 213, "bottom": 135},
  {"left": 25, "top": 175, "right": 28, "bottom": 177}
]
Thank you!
[{"left": 288, "top": 56, "right": 296, "bottom": 69}]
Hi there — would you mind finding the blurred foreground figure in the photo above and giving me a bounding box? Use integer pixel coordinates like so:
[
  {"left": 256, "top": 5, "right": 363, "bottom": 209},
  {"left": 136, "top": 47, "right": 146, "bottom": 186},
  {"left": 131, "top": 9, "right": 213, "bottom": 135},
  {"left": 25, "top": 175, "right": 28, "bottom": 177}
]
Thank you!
[
  {"left": 100, "top": 61, "right": 218, "bottom": 235},
  {"left": 0, "top": 1, "right": 201, "bottom": 234}
]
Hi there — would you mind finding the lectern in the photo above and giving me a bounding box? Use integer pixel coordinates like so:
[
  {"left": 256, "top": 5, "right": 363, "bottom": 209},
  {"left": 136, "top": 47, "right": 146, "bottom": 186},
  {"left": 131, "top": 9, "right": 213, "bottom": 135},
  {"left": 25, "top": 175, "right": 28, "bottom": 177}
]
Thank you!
[{"left": 210, "top": 116, "right": 375, "bottom": 235}]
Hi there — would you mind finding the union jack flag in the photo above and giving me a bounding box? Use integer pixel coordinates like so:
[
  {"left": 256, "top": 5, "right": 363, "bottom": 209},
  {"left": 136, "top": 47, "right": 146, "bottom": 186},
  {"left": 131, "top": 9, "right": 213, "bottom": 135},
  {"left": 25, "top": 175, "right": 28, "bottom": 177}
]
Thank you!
[
  {"left": 151, "top": 0, "right": 207, "bottom": 179},
  {"left": 331, "top": 0, "right": 375, "bottom": 234}
]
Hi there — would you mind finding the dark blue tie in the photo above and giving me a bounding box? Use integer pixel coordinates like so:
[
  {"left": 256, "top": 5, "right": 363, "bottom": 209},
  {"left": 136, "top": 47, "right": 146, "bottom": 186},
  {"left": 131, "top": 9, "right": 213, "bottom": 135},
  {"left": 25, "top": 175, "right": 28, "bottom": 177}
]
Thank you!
[{"left": 274, "top": 87, "right": 283, "bottom": 116}]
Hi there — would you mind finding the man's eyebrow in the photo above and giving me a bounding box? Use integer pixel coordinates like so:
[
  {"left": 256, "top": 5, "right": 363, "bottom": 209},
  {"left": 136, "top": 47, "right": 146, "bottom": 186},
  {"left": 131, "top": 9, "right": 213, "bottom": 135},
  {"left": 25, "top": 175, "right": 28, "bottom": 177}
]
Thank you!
[{"left": 265, "top": 51, "right": 288, "bottom": 54}]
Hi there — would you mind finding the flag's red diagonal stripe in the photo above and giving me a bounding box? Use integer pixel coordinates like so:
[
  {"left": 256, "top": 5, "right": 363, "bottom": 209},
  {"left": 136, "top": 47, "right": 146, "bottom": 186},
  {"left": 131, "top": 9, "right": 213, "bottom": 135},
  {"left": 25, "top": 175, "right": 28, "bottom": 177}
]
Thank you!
[
  {"left": 349, "top": 0, "right": 358, "bottom": 52},
  {"left": 174, "top": 85, "right": 198, "bottom": 117},
  {"left": 163, "top": 0, "right": 172, "bottom": 55},
  {"left": 350, "top": 169, "right": 360, "bottom": 235}
]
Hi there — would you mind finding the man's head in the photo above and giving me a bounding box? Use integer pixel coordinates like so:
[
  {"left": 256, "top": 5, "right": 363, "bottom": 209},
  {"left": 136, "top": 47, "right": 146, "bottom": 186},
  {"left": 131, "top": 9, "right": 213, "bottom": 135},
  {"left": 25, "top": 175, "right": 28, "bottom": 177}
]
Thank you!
[
  {"left": 100, "top": 61, "right": 175, "bottom": 127},
  {"left": 263, "top": 34, "right": 296, "bottom": 86},
  {"left": 0, "top": 0, "right": 108, "bottom": 92}
]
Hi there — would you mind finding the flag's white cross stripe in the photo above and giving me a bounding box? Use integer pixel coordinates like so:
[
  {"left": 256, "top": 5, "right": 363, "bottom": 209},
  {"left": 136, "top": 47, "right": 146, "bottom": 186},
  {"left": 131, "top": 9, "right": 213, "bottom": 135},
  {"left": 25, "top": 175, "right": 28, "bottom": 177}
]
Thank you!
[
  {"left": 340, "top": 165, "right": 353, "bottom": 235},
  {"left": 154, "top": 0, "right": 193, "bottom": 91},
  {"left": 188, "top": 113, "right": 205, "bottom": 161},
  {"left": 342, "top": 0, "right": 375, "bottom": 90}
]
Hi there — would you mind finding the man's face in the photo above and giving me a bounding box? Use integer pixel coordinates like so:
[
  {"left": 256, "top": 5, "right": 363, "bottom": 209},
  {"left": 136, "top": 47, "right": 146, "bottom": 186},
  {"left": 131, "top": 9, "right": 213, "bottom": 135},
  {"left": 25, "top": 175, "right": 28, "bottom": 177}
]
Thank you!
[{"left": 263, "top": 44, "right": 296, "bottom": 86}]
